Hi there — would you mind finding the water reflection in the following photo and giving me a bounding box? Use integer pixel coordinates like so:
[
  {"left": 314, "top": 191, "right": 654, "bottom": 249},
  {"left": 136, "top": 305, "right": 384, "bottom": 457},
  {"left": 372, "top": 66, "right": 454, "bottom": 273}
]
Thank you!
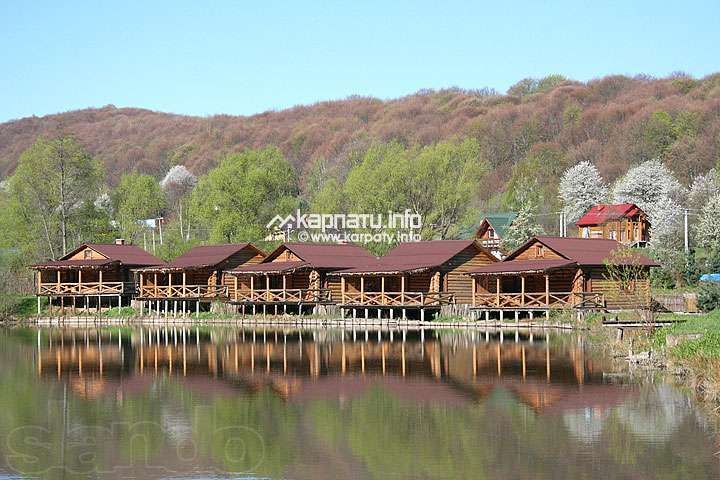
[{"left": 0, "top": 326, "right": 717, "bottom": 479}]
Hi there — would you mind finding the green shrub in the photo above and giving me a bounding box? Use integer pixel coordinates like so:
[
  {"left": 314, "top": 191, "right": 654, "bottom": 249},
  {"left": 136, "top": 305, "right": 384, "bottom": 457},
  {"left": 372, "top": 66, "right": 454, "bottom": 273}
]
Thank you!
[{"left": 698, "top": 283, "right": 720, "bottom": 312}]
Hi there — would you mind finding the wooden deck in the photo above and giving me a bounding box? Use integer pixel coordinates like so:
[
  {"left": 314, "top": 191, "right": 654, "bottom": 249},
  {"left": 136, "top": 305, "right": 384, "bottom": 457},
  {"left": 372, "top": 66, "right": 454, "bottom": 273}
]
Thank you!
[
  {"left": 472, "top": 292, "right": 605, "bottom": 310},
  {"left": 38, "top": 282, "right": 134, "bottom": 296},
  {"left": 138, "top": 284, "right": 229, "bottom": 299},
  {"left": 233, "top": 288, "right": 332, "bottom": 304},
  {"left": 340, "top": 291, "right": 455, "bottom": 308}
]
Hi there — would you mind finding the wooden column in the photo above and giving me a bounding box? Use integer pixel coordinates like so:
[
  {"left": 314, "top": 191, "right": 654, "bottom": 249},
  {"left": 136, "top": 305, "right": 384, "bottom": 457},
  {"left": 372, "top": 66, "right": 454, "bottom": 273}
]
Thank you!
[
  {"left": 520, "top": 275, "right": 525, "bottom": 307},
  {"left": 400, "top": 275, "right": 405, "bottom": 305},
  {"left": 250, "top": 275, "right": 255, "bottom": 300},
  {"left": 99, "top": 270, "right": 103, "bottom": 288},
  {"left": 139, "top": 272, "right": 144, "bottom": 297},
  {"left": 169, "top": 273, "right": 173, "bottom": 299},
  {"left": 265, "top": 274, "right": 270, "bottom": 302},
  {"left": 545, "top": 274, "right": 550, "bottom": 307},
  {"left": 37, "top": 271, "right": 42, "bottom": 295},
  {"left": 495, "top": 276, "right": 501, "bottom": 307},
  {"left": 341, "top": 276, "right": 346, "bottom": 304},
  {"left": 282, "top": 274, "right": 287, "bottom": 301},
  {"left": 234, "top": 275, "right": 238, "bottom": 301},
  {"left": 360, "top": 277, "right": 365, "bottom": 303},
  {"left": 182, "top": 271, "right": 186, "bottom": 297},
  {"left": 471, "top": 276, "right": 476, "bottom": 307},
  {"left": 380, "top": 276, "right": 385, "bottom": 305},
  {"left": 56, "top": 270, "right": 61, "bottom": 292},
  {"left": 153, "top": 272, "right": 157, "bottom": 297}
]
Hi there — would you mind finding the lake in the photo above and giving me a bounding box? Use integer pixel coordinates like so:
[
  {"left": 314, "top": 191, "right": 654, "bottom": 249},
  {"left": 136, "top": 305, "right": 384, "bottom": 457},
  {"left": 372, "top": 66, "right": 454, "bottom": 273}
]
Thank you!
[{"left": 0, "top": 326, "right": 717, "bottom": 479}]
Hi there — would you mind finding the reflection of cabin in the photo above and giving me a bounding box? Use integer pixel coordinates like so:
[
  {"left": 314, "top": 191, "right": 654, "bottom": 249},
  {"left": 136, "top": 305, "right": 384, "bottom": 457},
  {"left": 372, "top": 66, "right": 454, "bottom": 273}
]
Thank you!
[
  {"left": 467, "top": 236, "right": 658, "bottom": 314},
  {"left": 226, "top": 243, "right": 376, "bottom": 314},
  {"left": 475, "top": 213, "right": 516, "bottom": 259},
  {"left": 31, "top": 240, "right": 163, "bottom": 314},
  {"left": 332, "top": 240, "right": 497, "bottom": 320},
  {"left": 576, "top": 204, "right": 650, "bottom": 246},
  {"left": 134, "top": 244, "right": 266, "bottom": 316}
]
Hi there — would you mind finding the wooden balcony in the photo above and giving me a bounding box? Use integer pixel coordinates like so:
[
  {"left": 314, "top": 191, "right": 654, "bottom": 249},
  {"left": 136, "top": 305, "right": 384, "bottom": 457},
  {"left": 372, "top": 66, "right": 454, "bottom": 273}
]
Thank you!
[
  {"left": 138, "top": 284, "right": 229, "bottom": 299},
  {"left": 38, "top": 282, "right": 134, "bottom": 296},
  {"left": 341, "top": 291, "right": 455, "bottom": 307},
  {"left": 234, "top": 288, "right": 332, "bottom": 304},
  {"left": 472, "top": 291, "right": 605, "bottom": 310}
]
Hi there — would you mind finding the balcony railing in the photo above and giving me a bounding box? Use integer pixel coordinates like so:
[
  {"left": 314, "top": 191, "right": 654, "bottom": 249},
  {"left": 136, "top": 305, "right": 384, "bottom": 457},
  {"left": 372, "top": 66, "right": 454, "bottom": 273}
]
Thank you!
[
  {"left": 473, "top": 292, "right": 605, "bottom": 310},
  {"left": 138, "top": 284, "right": 229, "bottom": 299},
  {"left": 38, "top": 282, "right": 134, "bottom": 296},
  {"left": 234, "top": 288, "right": 332, "bottom": 304},
  {"left": 341, "top": 291, "right": 455, "bottom": 307}
]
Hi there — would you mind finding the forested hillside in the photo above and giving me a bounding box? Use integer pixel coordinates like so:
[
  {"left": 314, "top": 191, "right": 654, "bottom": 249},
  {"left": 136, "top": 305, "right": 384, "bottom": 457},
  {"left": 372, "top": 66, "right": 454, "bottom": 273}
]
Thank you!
[{"left": 2, "top": 73, "right": 719, "bottom": 189}]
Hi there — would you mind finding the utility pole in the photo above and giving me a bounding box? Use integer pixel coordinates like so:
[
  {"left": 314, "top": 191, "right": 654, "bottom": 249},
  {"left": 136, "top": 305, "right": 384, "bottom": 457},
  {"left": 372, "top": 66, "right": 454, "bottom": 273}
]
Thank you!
[{"left": 684, "top": 208, "right": 689, "bottom": 253}]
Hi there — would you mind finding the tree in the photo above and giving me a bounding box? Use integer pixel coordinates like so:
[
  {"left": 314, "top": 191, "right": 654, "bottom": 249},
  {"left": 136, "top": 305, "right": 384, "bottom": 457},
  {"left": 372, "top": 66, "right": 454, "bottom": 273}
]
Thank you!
[
  {"left": 8, "top": 136, "right": 104, "bottom": 257},
  {"left": 112, "top": 173, "right": 166, "bottom": 242},
  {"left": 160, "top": 165, "right": 197, "bottom": 240},
  {"left": 558, "top": 161, "right": 608, "bottom": 223},
  {"left": 688, "top": 168, "right": 718, "bottom": 211},
  {"left": 189, "top": 147, "right": 299, "bottom": 243},
  {"left": 501, "top": 200, "right": 545, "bottom": 251},
  {"left": 405, "top": 138, "right": 489, "bottom": 239},
  {"left": 696, "top": 194, "right": 720, "bottom": 252},
  {"left": 612, "top": 159, "right": 685, "bottom": 245}
]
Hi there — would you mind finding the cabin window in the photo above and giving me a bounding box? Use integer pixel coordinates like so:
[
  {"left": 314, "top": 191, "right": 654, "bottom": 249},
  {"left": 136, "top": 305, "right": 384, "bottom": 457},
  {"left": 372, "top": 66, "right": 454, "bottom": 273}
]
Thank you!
[
  {"left": 535, "top": 245, "right": 545, "bottom": 258},
  {"left": 488, "top": 228, "right": 496, "bottom": 239},
  {"left": 83, "top": 250, "right": 92, "bottom": 259}
]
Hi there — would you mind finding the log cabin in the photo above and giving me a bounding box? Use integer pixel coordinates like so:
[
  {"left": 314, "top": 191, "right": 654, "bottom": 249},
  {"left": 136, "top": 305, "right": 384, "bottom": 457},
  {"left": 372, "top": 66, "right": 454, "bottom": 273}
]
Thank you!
[
  {"left": 474, "top": 213, "right": 516, "bottom": 259},
  {"left": 225, "top": 242, "right": 376, "bottom": 315},
  {"left": 467, "top": 236, "right": 658, "bottom": 317},
  {"left": 31, "top": 240, "right": 163, "bottom": 315},
  {"left": 134, "top": 243, "right": 265, "bottom": 316},
  {"left": 576, "top": 203, "right": 650, "bottom": 246},
  {"left": 331, "top": 240, "right": 497, "bottom": 321}
]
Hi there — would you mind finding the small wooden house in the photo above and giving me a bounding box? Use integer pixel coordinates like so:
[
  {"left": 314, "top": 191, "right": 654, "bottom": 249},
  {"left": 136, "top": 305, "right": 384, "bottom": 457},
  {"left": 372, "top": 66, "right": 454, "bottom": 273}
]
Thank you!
[
  {"left": 467, "top": 236, "right": 658, "bottom": 314},
  {"left": 576, "top": 203, "right": 650, "bottom": 246},
  {"left": 134, "top": 243, "right": 265, "bottom": 316},
  {"left": 31, "top": 240, "right": 163, "bottom": 314},
  {"left": 226, "top": 243, "right": 376, "bottom": 314},
  {"left": 475, "top": 213, "right": 516, "bottom": 258},
  {"left": 332, "top": 240, "right": 497, "bottom": 320}
]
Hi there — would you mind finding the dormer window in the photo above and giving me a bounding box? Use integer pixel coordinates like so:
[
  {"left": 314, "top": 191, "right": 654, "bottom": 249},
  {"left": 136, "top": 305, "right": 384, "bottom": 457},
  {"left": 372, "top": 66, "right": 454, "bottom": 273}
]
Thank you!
[{"left": 488, "top": 228, "right": 496, "bottom": 239}]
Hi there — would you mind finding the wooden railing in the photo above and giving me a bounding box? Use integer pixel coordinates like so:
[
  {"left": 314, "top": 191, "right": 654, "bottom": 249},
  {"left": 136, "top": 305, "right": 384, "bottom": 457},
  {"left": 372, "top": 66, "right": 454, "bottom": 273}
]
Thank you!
[
  {"left": 38, "top": 282, "right": 134, "bottom": 296},
  {"left": 473, "top": 292, "right": 605, "bottom": 310},
  {"left": 138, "top": 284, "right": 229, "bottom": 299},
  {"left": 234, "top": 289, "right": 332, "bottom": 304},
  {"left": 341, "top": 291, "right": 455, "bottom": 307}
]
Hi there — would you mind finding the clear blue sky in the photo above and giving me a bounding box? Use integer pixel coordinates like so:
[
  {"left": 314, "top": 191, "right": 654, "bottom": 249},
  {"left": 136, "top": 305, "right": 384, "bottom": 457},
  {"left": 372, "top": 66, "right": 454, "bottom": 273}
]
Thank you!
[{"left": 1, "top": 0, "right": 718, "bottom": 123}]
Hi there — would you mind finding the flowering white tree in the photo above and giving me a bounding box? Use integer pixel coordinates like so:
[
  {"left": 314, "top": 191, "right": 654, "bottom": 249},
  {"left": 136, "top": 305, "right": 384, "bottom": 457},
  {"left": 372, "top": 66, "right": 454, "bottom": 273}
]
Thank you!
[
  {"left": 161, "top": 165, "right": 197, "bottom": 240},
  {"left": 558, "top": 161, "right": 608, "bottom": 222},
  {"left": 501, "top": 201, "right": 545, "bottom": 251},
  {"left": 696, "top": 193, "right": 720, "bottom": 250},
  {"left": 688, "top": 168, "right": 718, "bottom": 211},
  {"left": 612, "top": 159, "right": 686, "bottom": 246}
]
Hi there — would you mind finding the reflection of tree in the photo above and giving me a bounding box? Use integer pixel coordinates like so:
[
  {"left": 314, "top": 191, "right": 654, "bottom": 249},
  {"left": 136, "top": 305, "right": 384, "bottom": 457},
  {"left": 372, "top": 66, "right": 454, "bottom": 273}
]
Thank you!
[{"left": 615, "top": 385, "right": 688, "bottom": 441}]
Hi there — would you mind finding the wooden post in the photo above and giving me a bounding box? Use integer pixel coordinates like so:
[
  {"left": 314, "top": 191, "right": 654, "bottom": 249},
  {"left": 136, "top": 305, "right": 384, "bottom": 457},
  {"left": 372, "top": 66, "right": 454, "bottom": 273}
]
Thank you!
[
  {"left": 250, "top": 275, "right": 255, "bottom": 300},
  {"left": 495, "top": 276, "right": 501, "bottom": 307},
  {"left": 182, "top": 271, "right": 186, "bottom": 297},
  {"left": 341, "top": 277, "right": 346, "bottom": 304},
  {"left": 400, "top": 275, "right": 406, "bottom": 305},
  {"left": 56, "top": 270, "right": 61, "bottom": 292},
  {"left": 360, "top": 277, "right": 365, "bottom": 304},
  {"left": 169, "top": 273, "right": 173, "bottom": 299},
  {"left": 282, "top": 274, "right": 287, "bottom": 301},
  {"left": 139, "top": 272, "right": 144, "bottom": 297},
  {"left": 153, "top": 272, "right": 157, "bottom": 297},
  {"left": 544, "top": 274, "right": 550, "bottom": 307},
  {"left": 381, "top": 276, "right": 385, "bottom": 305},
  {"left": 521, "top": 275, "right": 525, "bottom": 307},
  {"left": 99, "top": 270, "right": 103, "bottom": 289},
  {"left": 471, "top": 276, "right": 476, "bottom": 307},
  {"left": 234, "top": 275, "right": 238, "bottom": 301},
  {"left": 265, "top": 274, "right": 269, "bottom": 302}
]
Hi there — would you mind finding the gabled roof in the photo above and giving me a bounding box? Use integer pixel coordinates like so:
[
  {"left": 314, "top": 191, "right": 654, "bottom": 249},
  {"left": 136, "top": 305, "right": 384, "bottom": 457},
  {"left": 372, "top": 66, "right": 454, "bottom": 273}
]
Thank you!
[
  {"left": 136, "top": 244, "right": 263, "bottom": 272},
  {"left": 229, "top": 243, "right": 375, "bottom": 274},
  {"left": 576, "top": 203, "right": 645, "bottom": 227},
  {"left": 468, "top": 236, "right": 658, "bottom": 275},
  {"left": 475, "top": 213, "right": 517, "bottom": 238},
  {"left": 333, "top": 240, "right": 494, "bottom": 275},
  {"left": 32, "top": 243, "right": 164, "bottom": 269}
]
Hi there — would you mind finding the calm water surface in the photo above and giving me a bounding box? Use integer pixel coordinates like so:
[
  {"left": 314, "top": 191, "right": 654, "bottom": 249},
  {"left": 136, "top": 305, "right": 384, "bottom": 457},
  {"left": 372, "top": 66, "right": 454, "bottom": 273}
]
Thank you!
[{"left": 0, "top": 326, "right": 717, "bottom": 479}]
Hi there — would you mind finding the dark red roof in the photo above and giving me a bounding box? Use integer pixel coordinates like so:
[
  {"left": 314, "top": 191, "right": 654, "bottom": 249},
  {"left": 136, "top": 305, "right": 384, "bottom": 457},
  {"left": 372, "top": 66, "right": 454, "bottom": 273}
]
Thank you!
[
  {"left": 468, "top": 236, "right": 658, "bottom": 275},
  {"left": 467, "top": 259, "right": 576, "bottom": 275},
  {"left": 138, "top": 244, "right": 262, "bottom": 271},
  {"left": 31, "top": 259, "right": 116, "bottom": 269},
  {"left": 267, "top": 243, "right": 376, "bottom": 269},
  {"left": 32, "top": 243, "right": 164, "bottom": 269},
  {"left": 335, "top": 240, "right": 493, "bottom": 274},
  {"left": 229, "top": 261, "right": 308, "bottom": 275},
  {"left": 576, "top": 203, "right": 643, "bottom": 227}
]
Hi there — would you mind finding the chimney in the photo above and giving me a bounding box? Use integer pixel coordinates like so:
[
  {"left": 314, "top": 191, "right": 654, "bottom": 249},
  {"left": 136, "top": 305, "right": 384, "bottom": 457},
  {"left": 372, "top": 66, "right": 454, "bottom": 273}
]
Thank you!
[{"left": 115, "top": 238, "right": 125, "bottom": 245}]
